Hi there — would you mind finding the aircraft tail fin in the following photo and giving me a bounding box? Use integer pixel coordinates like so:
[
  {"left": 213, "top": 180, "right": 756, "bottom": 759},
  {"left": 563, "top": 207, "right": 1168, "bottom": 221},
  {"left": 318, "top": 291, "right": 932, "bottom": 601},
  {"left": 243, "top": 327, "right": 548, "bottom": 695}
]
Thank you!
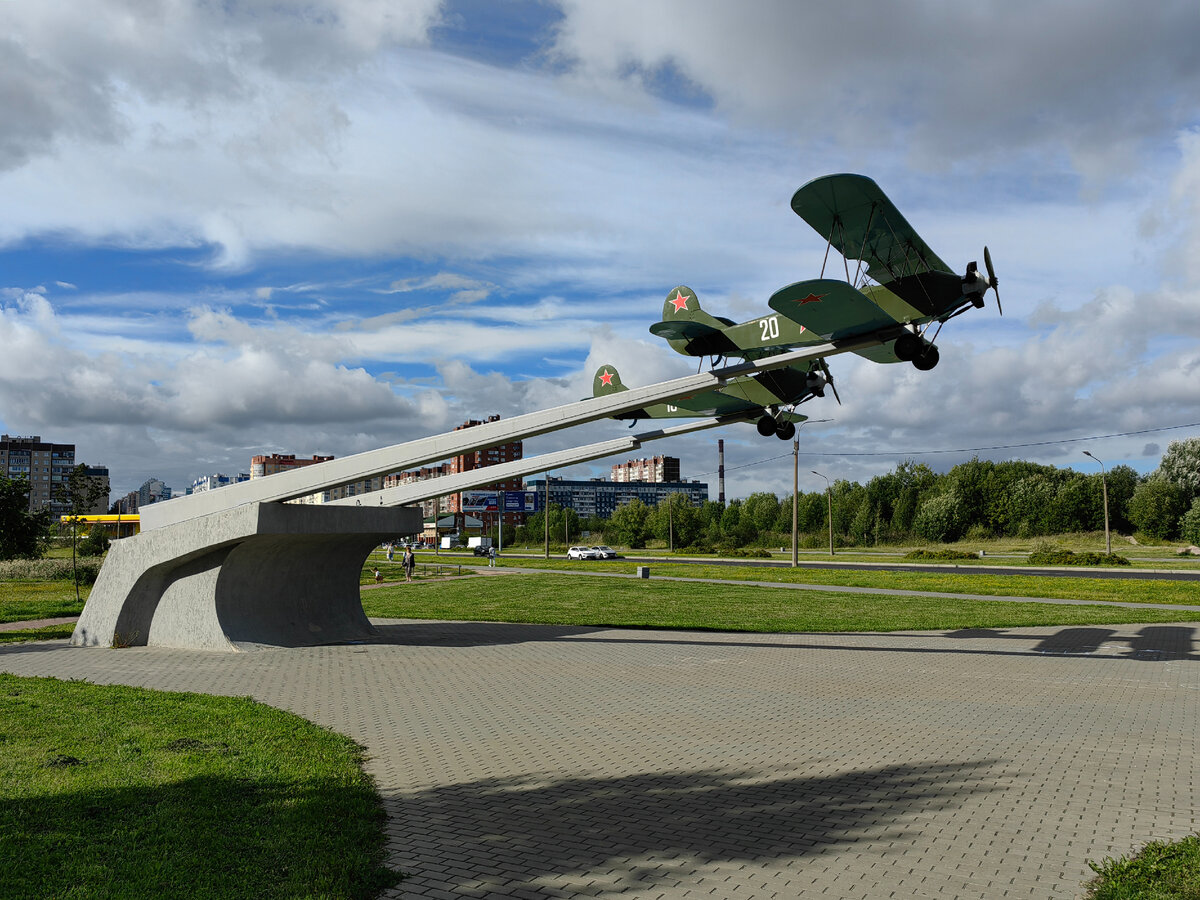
[
  {"left": 649, "top": 286, "right": 739, "bottom": 357},
  {"left": 592, "top": 365, "right": 628, "bottom": 397}
]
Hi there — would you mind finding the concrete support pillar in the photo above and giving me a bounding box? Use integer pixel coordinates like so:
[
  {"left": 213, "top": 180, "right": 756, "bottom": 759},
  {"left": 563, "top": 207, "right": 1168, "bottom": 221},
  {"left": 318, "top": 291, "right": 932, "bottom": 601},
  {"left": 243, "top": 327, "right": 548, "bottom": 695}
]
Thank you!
[{"left": 71, "top": 503, "right": 421, "bottom": 652}]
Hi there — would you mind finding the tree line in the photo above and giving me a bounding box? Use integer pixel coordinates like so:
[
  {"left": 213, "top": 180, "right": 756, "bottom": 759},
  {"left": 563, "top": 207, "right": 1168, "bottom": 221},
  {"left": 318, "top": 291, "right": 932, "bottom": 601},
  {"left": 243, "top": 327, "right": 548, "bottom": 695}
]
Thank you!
[{"left": 509, "top": 438, "right": 1200, "bottom": 550}]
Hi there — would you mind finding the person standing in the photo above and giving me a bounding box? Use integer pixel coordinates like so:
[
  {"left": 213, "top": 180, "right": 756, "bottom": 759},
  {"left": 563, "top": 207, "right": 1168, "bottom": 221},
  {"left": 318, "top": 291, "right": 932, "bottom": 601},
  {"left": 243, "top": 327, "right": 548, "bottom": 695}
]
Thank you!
[
  {"left": 488, "top": 545, "right": 496, "bottom": 567},
  {"left": 403, "top": 546, "right": 415, "bottom": 583}
]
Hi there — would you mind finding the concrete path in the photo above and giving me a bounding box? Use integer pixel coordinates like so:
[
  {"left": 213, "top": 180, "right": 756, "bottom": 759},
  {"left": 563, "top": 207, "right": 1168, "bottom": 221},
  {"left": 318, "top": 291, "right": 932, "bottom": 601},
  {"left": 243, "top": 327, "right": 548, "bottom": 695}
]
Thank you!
[{"left": 3, "top": 618, "right": 1198, "bottom": 898}]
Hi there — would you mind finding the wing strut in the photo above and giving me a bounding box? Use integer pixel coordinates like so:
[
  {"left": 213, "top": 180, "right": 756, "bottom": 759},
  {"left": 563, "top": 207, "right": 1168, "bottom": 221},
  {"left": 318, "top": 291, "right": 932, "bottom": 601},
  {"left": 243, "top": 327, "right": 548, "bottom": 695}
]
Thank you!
[{"left": 851, "top": 203, "right": 878, "bottom": 288}]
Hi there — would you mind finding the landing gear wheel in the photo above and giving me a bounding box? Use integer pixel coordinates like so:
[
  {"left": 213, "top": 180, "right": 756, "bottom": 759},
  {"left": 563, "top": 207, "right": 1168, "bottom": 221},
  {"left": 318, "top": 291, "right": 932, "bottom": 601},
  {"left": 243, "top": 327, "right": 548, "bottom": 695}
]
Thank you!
[
  {"left": 894, "top": 332, "right": 922, "bottom": 362},
  {"left": 775, "top": 420, "right": 796, "bottom": 441},
  {"left": 912, "top": 344, "right": 940, "bottom": 371},
  {"left": 756, "top": 414, "right": 777, "bottom": 437}
]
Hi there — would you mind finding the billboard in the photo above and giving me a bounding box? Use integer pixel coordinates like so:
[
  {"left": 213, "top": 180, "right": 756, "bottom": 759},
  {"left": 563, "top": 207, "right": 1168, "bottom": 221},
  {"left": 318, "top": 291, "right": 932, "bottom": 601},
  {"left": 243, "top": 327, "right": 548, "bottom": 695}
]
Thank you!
[
  {"left": 460, "top": 490, "right": 499, "bottom": 512},
  {"left": 462, "top": 490, "right": 540, "bottom": 513}
]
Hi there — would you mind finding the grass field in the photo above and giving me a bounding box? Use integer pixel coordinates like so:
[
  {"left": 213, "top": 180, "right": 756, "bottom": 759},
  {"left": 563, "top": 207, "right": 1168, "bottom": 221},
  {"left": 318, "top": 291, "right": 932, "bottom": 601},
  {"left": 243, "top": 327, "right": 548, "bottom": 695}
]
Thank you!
[
  {"left": 480, "top": 557, "right": 1200, "bottom": 607},
  {"left": 0, "top": 581, "right": 88, "bottom": 623},
  {"left": 0, "top": 674, "right": 399, "bottom": 899},
  {"left": 358, "top": 572, "right": 1200, "bottom": 633},
  {"left": 491, "top": 531, "right": 1200, "bottom": 568}
]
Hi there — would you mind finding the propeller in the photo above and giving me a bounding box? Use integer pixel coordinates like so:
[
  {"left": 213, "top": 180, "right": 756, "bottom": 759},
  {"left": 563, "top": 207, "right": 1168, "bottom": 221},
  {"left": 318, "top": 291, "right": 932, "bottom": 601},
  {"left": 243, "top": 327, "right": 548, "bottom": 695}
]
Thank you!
[
  {"left": 817, "top": 358, "right": 842, "bottom": 405},
  {"left": 984, "top": 246, "right": 1001, "bottom": 315}
]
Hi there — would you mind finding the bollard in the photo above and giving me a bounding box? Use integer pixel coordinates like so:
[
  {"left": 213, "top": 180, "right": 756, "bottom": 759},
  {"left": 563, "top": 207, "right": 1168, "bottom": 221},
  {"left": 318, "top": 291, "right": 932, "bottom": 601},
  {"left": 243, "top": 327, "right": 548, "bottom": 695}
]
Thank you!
[{"left": 636, "top": 566, "right": 650, "bottom": 579}]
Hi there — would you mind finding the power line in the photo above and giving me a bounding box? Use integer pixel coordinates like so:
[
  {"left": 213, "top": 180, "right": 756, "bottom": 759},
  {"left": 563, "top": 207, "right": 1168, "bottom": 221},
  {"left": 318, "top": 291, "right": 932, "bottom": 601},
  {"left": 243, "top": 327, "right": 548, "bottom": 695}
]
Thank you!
[{"left": 691, "top": 421, "right": 1200, "bottom": 478}]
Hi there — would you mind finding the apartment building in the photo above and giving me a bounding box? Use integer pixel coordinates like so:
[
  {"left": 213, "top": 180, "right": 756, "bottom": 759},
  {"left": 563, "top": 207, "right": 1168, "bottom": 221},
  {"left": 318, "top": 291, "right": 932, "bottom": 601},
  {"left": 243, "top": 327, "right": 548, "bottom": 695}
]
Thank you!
[{"left": 611, "top": 455, "right": 681, "bottom": 483}]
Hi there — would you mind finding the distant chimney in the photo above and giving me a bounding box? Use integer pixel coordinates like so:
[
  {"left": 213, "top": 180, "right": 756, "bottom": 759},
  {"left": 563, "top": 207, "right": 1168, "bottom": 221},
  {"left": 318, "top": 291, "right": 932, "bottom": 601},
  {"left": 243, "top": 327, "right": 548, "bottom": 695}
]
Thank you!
[{"left": 718, "top": 439, "right": 725, "bottom": 505}]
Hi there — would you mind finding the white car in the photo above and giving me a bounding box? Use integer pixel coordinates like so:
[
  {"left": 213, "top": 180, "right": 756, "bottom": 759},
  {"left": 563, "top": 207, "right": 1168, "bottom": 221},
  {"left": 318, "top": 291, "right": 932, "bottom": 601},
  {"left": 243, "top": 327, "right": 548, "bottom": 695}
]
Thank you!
[
  {"left": 567, "top": 546, "right": 600, "bottom": 560},
  {"left": 591, "top": 546, "right": 618, "bottom": 559}
]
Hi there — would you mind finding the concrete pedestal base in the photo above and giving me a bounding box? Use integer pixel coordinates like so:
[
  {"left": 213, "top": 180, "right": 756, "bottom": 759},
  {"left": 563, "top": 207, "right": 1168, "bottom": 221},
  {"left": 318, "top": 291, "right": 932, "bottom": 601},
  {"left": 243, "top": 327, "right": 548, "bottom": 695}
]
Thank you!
[{"left": 71, "top": 502, "right": 421, "bottom": 652}]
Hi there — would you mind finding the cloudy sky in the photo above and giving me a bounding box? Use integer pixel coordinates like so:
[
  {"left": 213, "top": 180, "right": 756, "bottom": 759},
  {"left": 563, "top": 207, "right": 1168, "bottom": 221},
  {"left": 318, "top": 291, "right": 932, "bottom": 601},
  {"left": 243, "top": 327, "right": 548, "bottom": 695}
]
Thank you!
[{"left": 3, "top": 0, "right": 1200, "bottom": 502}]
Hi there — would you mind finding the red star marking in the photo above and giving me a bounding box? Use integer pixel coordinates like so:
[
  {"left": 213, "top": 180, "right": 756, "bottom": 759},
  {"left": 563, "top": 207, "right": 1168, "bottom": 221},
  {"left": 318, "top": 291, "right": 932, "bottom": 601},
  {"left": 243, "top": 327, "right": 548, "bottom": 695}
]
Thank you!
[
  {"left": 669, "top": 290, "right": 690, "bottom": 313},
  {"left": 796, "top": 293, "right": 826, "bottom": 305},
  {"left": 599, "top": 369, "right": 614, "bottom": 386}
]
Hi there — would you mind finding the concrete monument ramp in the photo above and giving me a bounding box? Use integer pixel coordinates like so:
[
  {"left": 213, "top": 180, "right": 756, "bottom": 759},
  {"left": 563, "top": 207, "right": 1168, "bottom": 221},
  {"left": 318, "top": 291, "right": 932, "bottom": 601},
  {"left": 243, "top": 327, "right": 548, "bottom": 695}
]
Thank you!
[{"left": 71, "top": 502, "right": 421, "bottom": 652}]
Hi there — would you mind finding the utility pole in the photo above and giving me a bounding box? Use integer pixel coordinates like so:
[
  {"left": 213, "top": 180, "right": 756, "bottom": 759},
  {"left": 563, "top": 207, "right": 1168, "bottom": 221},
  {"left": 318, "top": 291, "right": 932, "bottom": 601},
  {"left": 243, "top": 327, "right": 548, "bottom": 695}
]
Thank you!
[
  {"left": 544, "top": 473, "right": 550, "bottom": 559},
  {"left": 1083, "top": 451, "right": 1111, "bottom": 555},
  {"left": 668, "top": 495, "right": 674, "bottom": 552},
  {"left": 812, "top": 470, "right": 833, "bottom": 556}
]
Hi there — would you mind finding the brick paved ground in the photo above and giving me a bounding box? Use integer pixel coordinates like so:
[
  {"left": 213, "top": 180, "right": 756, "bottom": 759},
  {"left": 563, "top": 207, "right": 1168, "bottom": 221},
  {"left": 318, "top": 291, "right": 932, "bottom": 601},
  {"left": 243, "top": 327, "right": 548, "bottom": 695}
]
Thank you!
[{"left": 3, "top": 620, "right": 1197, "bottom": 899}]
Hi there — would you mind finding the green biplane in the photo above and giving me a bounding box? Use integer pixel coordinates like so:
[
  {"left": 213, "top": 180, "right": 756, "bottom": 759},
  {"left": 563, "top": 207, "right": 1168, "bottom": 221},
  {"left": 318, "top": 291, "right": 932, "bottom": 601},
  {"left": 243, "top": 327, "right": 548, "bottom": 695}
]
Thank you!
[
  {"left": 771, "top": 173, "right": 999, "bottom": 369},
  {"left": 611, "top": 173, "right": 998, "bottom": 440},
  {"left": 650, "top": 173, "right": 999, "bottom": 372},
  {"left": 591, "top": 364, "right": 809, "bottom": 440}
]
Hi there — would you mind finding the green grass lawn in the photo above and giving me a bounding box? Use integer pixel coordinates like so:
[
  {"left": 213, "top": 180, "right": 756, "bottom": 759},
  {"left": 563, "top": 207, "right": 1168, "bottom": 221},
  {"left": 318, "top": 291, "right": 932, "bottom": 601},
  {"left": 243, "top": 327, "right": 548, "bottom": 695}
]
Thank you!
[
  {"left": 0, "top": 580, "right": 87, "bottom": 625},
  {"left": 1085, "top": 833, "right": 1200, "bottom": 899},
  {"left": 0, "top": 674, "right": 400, "bottom": 899},
  {"left": 359, "top": 572, "right": 1200, "bottom": 633},
  {"left": 488, "top": 558, "right": 1200, "bottom": 607}
]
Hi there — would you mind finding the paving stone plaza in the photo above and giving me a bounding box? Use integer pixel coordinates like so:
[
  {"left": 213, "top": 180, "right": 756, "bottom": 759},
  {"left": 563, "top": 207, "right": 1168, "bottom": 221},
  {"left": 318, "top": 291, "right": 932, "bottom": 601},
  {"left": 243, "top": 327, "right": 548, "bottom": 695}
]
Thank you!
[{"left": 3, "top": 618, "right": 1197, "bottom": 898}]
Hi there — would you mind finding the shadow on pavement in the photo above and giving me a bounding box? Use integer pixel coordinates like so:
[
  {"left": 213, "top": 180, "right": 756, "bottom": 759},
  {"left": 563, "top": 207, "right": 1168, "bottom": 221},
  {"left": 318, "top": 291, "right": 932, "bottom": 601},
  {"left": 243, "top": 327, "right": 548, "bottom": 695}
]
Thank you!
[
  {"left": 385, "top": 760, "right": 1003, "bottom": 898},
  {"left": 369, "top": 620, "right": 1198, "bottom": 661}
]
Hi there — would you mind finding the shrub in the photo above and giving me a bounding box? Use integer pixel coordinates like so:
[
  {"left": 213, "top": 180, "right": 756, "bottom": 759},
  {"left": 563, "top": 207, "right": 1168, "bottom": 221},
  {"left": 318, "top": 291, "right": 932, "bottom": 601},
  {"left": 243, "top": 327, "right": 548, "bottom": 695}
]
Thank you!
[
  {"left": 904, "top": 549, "right": 978, "bottom": 561},
  {"left": 0, "top": 557, "right": 103, "bottom": 584},
  {"left": 1027, "top": 549, "right": 1131, "bottom": 567},
  {"left": 78, "top": 528, "right": 111, "bottom": 557},
  {"left": 717, "top": 547, "right": 772, "bottom": 558},
  {"left": 1178, "top": 498, "right": 1200, "bottom": 546}
]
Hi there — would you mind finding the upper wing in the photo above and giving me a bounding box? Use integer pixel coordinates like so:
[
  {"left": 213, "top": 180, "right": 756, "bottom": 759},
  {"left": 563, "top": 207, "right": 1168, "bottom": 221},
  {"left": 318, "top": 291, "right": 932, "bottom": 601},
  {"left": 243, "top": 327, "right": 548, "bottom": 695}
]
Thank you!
[{"left": 791, "top": 174, "right": 952, "bottom": 283}]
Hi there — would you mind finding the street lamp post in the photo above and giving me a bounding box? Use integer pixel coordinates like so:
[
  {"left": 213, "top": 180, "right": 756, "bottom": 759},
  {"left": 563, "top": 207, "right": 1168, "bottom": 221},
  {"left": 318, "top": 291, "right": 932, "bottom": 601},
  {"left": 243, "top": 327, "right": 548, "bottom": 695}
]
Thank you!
[
  {"left": 792, "top": 438, "right": 799, "bottom": 567},
  {"left": 1083, "top": 451, "right": 1111, "bottom": 555},
  {"left": 812, "top": 470, "right": 833, "bottom": 556},
  {"left": 790, "top": 419, "right": 828, "bottom": 567}
]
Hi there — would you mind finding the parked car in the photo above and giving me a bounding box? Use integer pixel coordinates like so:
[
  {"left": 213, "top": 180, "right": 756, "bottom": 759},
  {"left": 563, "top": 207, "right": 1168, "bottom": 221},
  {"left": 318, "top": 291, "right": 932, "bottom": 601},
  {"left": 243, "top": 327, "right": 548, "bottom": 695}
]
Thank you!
[
  {"left": 591, "top": 546, "right": 618, "bottom": 559},
  {"left": 567, "top": 546, "right": 600, "bottom": 560}
]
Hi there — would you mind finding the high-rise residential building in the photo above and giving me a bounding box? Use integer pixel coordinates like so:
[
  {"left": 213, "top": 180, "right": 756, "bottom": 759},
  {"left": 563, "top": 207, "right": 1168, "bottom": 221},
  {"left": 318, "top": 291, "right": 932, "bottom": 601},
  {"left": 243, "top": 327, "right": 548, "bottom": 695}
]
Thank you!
[
  {"left": 137, "top": 477, "right": 172, "bottom": 507},
  {"left": 81, "top": 466, "right": 111, "bottom": 514},
  {"left": 250, "top": 453, "right": 335, "bottom": 478},
  {"left": 444, "top": 416, "right": 524, "bottom": 528},
  {"left": 383, "top": 463, "right": 455, "bottom": 519},
  {"left": 1, "top": 434, "right": 76, "bottom": 513},
  {"left": 190, "top": 473, "right": 251, "bottom": 494},
  {"left": 611, "top": 455, "right": 681, "bottom": 483}
]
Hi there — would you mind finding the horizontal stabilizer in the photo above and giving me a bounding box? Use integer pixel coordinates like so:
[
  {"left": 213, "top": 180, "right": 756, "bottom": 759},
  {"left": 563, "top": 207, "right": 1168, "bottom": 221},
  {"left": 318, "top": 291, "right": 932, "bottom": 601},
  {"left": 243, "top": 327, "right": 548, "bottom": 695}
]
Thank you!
[{"left": 649, "top": 319, "right": 740, "bottom": 356}]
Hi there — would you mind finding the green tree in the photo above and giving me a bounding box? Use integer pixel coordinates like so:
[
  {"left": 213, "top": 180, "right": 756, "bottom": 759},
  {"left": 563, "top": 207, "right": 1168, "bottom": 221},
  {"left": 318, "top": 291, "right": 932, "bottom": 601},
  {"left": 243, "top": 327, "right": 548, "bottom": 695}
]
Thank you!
[
  {"left": 912, "top": 491, "right": 965, "bottom": 543},
  {"left": 609, "top": 498, "right": 652, "bottom": 549},
  {"left": 1153, "top": 438, "right": 1200, "bottom": 501},
  {"left": 742, "top": 492, "right": 781, "bottom": 535},
  {"left": 1128, "top": 478, "right": 1188, "bottom": 540},
  {"left": 651, "top": 494, "right": 701, "bottom": 549},
  {"left": 1104, "top": 464, "right": 1138, "bottom": 533},
  {"left": 1178, "top": 498, "right": 1200, "bottom": 546},
  {"left": 56, "top": 464, "right": 108, "bottom": 602},
  {"left": 0, "top": 475, "right": 52, "bottom": 560}
]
